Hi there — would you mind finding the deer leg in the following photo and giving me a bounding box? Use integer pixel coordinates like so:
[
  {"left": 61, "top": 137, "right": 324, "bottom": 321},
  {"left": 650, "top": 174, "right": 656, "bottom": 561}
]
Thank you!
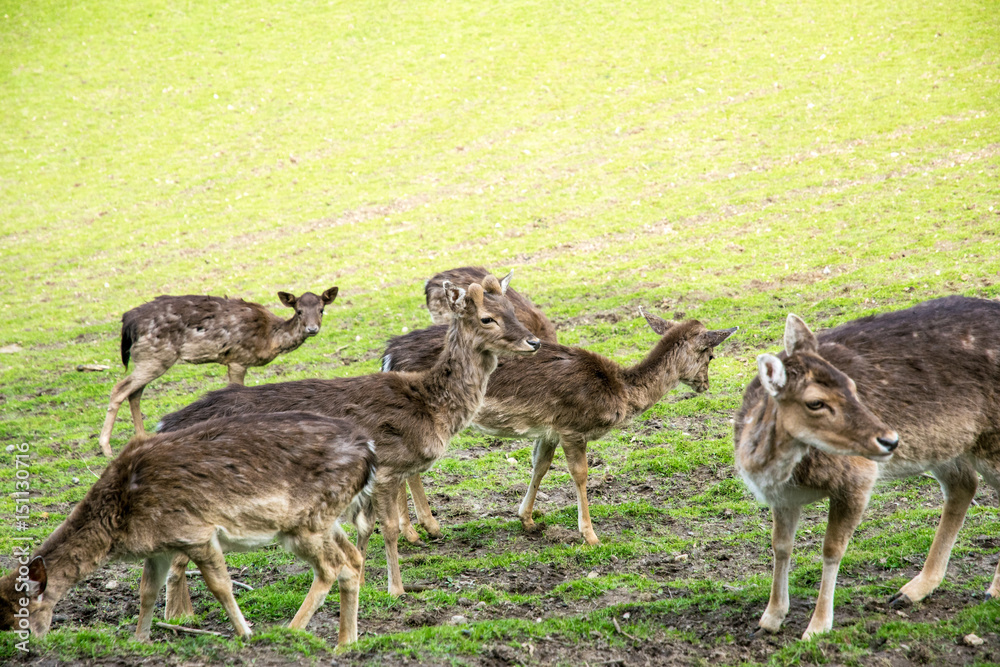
[
  {"left": 164, "top": 553, "right": 195, "bottom": 619},
  {"left": 99, "top": 375, "right": 139, "bottom": 456},
  {"left": 517, "top": 436, "right": 559, "bottom": 533},
  {"left": 187, "top": 544, "right": 252, "bottom": 638},
  {"left": 127, "top": 385, "right": 147, "bottom": 437},
  {"left": 398, "top": 481, "right": 422, "bottom": 544},
  {"left": 562, "top": 436, "right": 599, "bottom": 545},
  {"left": 227, "top": 364, "right": 247, "bottom": 385},
  {"left": 975, "top": 451, "right": 1000, "bottom": 599},
  {"left": 802, "top": 492, "right": 870, "bottom": 640},
  {"left": 407, "top": 474, "right": 442, "bottom": 539},
  {"left": 376, "top": 479, "right": 406, "bottom": 597},
  {"left": 333, "top": 528, "right": 364, "bottom": 645},
  {"left": 892, "top": 461, "right": 978, "bottom": 606},
  {"left": 135, "top": 554, "right": 172, "bottom": 641},
  {"left": 355, "top": 509, "right": 374, "bottom": 588},
  {"left": 285, "top": 531, "right": 337, "bottom": 631},
  {"left": 757, "top": 504, "right": 802, "bottom": 634}
]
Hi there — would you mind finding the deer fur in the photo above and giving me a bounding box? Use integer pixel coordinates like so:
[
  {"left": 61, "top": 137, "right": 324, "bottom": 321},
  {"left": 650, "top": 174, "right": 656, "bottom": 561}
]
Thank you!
[
  {"left": 98, "top": 288, "right": 339, "bottom": 457},
  {"left": 735, "top": 296, "right": 1000, "bottom": 640},
  {"left": 424, "top": 266, "right": 558, "bottom": 344},
  {"left": 383, "top": 307, "right": 737, "bottom": 545},
  {"left": 0, "top": 412, "right": 376, "bottom": 645},
  {"left": 156, "top": 274, "right": 540, "bottom": 598}
]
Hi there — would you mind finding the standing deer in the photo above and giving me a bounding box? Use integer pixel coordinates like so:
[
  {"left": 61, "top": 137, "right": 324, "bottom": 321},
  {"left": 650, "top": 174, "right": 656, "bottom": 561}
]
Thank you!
[
  {"left": 98, "top": 287, "right": 338, "bottom": 456},
  {"left": 389, "top": 266, "right": 560, "bottom": 542},
  {"left": 156, "top": 273, "right": 540, "bottom": 598},
  {"left": 383, "top": 307, "right": 737, "bottom": 545},
  {"left": 0, "top": 412, "right": 376, "bottom": 645},
  {"left": 735, "top": 296, "right": 1000, "bottom": 640}
]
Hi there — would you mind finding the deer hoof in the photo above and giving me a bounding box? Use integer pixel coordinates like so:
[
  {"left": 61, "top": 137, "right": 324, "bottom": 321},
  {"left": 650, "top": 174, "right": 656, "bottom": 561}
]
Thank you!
[
  {"left": 750, "top": 625, "right": 775, "bottom": 639},
  {"left": 888, "top": 592, "right": 913, "bottom": 608}
]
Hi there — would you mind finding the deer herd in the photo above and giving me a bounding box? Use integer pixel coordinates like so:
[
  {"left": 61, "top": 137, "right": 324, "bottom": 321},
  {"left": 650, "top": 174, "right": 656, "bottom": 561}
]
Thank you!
[{"left": 2, "top": 267, "right": 999, "bottom": 648}]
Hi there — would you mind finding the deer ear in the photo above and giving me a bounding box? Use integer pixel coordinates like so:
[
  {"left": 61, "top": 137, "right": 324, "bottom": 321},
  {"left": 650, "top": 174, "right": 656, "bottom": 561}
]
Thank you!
[
  {"left": 697, "top": 326, "right": 738, "bottom": 349},
  {"left": 27, "top": 556, "right": 47, "bottom": 599},
  {"left": 321, "top": 286, "right": 339, "bottom": 304},
  {"left": 278, "top": 292, "right": 297, "bottom": 308},
  {"left": 640, "top": 307, "right": 675, "bottom": 336},
  {"left": 757, "top": 353, "right": 787, "bottom": 397},
  {"left": 784, "top": 314, "right": 818, "bottom": 355},
  {"left": 442, "top": 281, "right": 468, "bottom": 313},
  {"left": 499, "top": 271, "right": 513, "bottom": 295}
]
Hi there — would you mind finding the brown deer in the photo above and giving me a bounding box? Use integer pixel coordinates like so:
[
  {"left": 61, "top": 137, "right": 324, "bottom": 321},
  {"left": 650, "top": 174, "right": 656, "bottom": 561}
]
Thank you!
[
  {"left": 389, "top": 266, "right": 560, "bottom": 542},
  {"left": 0, "top": 412, "right": 376, "bottom": 645},
  {"left": 384, "top": 307, "right": 737, "bottom": 544},
  {"left": 156, "top": 273, "right": 540, "bottom": 598},
  {"left": 425, "top": 266, "right": 558, "bottom": 344},
  {"left": 735, "top": 296, "right": 1000, "bottom": 640},
  {"left": 98, "top": 288, "right": 339, "bottom": 457}
]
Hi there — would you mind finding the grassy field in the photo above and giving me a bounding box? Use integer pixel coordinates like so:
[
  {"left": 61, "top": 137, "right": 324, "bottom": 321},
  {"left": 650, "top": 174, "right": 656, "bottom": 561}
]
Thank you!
[{"left": 1, "top": 0, "right": 999, "bottom": 664}]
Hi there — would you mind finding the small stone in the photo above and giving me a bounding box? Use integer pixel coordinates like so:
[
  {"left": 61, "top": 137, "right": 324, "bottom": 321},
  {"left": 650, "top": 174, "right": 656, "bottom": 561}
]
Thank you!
[
  {"left": 457, "top": 597, "right": 473, "bottom": 607},
  {"left": 450, "top": 614, "right": 467, "bottom": 625},
  {"left": 506, "top": 456, "right": 518, "bottom": 466},
  {"left": 476, "top": 601, "right": 487, "bottom": 608},
  {"left": 964, "top": 634, "right": 984, "bottom": 647},
  {"left": 72, "top": 477, "right": 80, "bottom": 484},
  {"left": 674, "top": 553, "right": 689, "bottom": 562},
  {"left": 5, "top": 444, "right": 14, "bottom": 452},
  {"left": 104, "top": 580, "right": 119, "bottom": 590},
  {"left": 587, "top": 571, "right": 599, "bottom": 579}
]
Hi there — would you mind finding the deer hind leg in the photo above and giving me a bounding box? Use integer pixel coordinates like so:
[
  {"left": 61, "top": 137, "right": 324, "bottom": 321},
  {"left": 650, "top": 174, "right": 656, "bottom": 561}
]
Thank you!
[
  {"left": 802, "top": 492, "right": 870, "bottom": 640},
  {"left": 757, "top": 504, "right": 802, "bottom": 634},
  {"left": 164, "top": 553, "right": 195, "bottom": 619},
  {"left": 135, "top": 554, "right": 172, "bottom": 641},
  {"left": 517, "top": 435, "right": 559, "bottom": 533},
  {"left": 892, "top": 460, "right": 978, "bottom": 606},
  {"left": 226, "top": 363, "right": 247, "bottom": 385},
  {"left": 332, "top": 527, "right": 364, "bottom": 645},
  {"left": 186, "top": 543, "right": 252, "bottom": 638},
  {"left": 284, "top": 530, "right": 339, "bottom": 632},
  {"left": 407, "top": 474, "right": 442, "bottom": 539},
  {"left": 561, "top": 435, "right": 599, "bottom": 545},
  {"left": 127, "top": 385, "right": 147, "bottom": 436},
  {"left": 398, "top": 480, "right": 422, "bottom": 544},
  {"left": 974, "top": 441, "right": 1000, "bottom": 599},
  {"left": 99, "top": 363, "right": 169, "bottom": 456}
]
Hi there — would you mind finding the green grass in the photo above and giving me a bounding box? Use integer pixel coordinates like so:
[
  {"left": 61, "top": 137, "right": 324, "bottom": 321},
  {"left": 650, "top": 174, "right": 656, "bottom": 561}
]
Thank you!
[{"left": 2, "top": 0, "right": 999, "bottom": 664}]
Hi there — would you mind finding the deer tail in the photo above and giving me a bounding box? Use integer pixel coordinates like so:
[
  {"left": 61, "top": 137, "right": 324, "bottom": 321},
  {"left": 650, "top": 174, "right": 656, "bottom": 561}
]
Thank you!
[
  {"left": 120, "top": 315, "right": 138, "bottom": 368},
  {"left": 342, "top": 440, "right": 377, "bottom": 535}
]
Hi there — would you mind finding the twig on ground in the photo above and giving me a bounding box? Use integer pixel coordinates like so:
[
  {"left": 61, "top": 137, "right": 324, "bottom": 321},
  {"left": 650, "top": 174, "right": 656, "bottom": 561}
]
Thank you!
[
  {"left": 78, "top": 452, "right": 100, "bottom": 479},
  {"left": 185, "top": 569, "right": 254, "bottom": 591},
  {"left": 612, "top": 617, "right": 639, "bottom": 642},
  {"left": 155, "top": 621, "right": 224, "bottom": 637}
]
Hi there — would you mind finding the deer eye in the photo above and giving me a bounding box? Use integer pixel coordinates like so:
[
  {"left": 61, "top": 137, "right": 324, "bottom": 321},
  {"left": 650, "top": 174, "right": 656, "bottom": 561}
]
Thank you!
[
  {"left": 480, "top": 317, "right": 496, "bottom": 325},
  {"left": 805, "top": 400, "right": 825, "bottom": 411}
]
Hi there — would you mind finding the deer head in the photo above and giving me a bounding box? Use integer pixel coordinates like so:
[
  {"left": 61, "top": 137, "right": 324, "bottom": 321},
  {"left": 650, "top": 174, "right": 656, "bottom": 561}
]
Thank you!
[
  {"left": 640, "top": 307, "right": 737, "bottom": 392},
  {"left": 279, "top": 286, "right": 339, "bottom": 336},
  {"left": 0, "top": 556, "right": 49, "bottom": 638},
  {"left": 756, "top": 313, "right": 899, "bottom": 461},
  {"left": 442, "top": 273, "right": 540, "bottom": 355}
]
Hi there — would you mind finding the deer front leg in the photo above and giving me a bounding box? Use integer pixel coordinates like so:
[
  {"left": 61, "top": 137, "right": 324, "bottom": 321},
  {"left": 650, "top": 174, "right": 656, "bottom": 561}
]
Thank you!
[
  {"left": 802, "top": 494, "right": 869, "bottom": 640},
  {"left": 187, "top": 544, "right": 252, "bottom": 638},
  {"left": 376, "top": 479, "right": 407, "bottom": 597},
  {"left": 164, "top": 553, "right": 195, "bottom": 619},
  {"left": 334, "top": 530, "right": 364, "bottom": 645},
  {"left": 398, "top": 482, "right": 422, "bottom": 544},
  {"left": 562, "top": 436, "right": 599, "bottom": 545},
  {"left": 517, "top": 436, "right": 559, "bottom": 533},
  {"left": 136, "top": 555, "right": 172, "bottom": 641},
  {"left": 227, "top": 363, "right": 247, "bottom": 385},
  {"left": 757, "top": 504, "right": 801, "bottom": 634},
  {"left": 891, "top": 462, "right": 977, "bottom": 606},
  {"left": 407, "top": 474, "right": 442, "bottom": 539}
]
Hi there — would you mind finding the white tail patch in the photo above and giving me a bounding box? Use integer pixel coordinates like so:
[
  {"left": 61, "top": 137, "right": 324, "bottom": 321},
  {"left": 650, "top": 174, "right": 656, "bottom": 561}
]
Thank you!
[{"left": 381, "top": 354, "right": 393, "bottom": 372}]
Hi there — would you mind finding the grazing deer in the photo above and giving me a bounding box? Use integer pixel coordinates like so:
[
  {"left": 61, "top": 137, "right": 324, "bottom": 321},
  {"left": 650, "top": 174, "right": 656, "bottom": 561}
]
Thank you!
[
  {"left": 388, "top": 266, "right": 560, "bottom": 542},
  {"left": 384, "top": 308, "right": 737, "bottom": 545},
  {"left": 424, "top": 266, "right": 558, "bottom": 344},
  {"left": 0, "top": 412, "right": 376, "bottom": 645},
  {"left": 98, "top": 287, "right": 338, "bottom": 457},
  {"left": 735, "top": 296, "right": 1000, "bottom": 640},
  {"left": 157, "top": 273, "right": 540, "bottom": 598}
]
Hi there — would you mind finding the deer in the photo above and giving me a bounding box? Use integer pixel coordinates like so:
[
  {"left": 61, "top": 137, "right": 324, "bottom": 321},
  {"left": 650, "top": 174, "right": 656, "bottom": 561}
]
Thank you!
[
  {"left": 734, "top": 296, "right": 1000, "bottom": 641},
  {"left": 155, "top": 273, "right": 540, "bottom": 599},
  {"left": 424, "top": 266, "right": 558, "bottom": 344},
  {"left": 0, "top": 412, "right": 376, "bottom": 645},
  {"left": 383, "top": 307, "right": 737, "bottom": 545},
  {"left": 388, "top": 266, "right": 561, "bottom": 543},
  {"left": 98, "top": 287, "right": 339, "bottom": 457}
]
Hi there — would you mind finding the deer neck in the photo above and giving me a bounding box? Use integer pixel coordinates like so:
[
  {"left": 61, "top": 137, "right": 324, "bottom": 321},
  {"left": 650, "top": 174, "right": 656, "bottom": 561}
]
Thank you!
[
  {"left": 270, "top": 315, "right": 308, "bottom": 355},
  {"left": 735, "top": 394, "right": 807, "bottom": 491},
  {"left": 621, "top": 327, "right": 689, "bottom": 412},
  {"left": 422, "top": 318, "right": 498, "bottom": 437}
]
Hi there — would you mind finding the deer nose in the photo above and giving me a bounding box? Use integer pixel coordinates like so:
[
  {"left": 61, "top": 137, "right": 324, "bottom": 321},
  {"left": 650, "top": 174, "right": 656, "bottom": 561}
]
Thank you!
[
  {"left": 527, "top": 338, "right": 540, "bottom": 351},
  {"left": 305, "top": 325, "right": 320, "bottom": 335},
  {"left": 877, "top": 432, "right": 899, "bottom": 452}
]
